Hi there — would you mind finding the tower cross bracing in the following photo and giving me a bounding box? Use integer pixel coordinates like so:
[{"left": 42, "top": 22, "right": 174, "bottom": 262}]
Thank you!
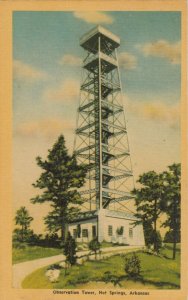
[{"left": 74, "top": 26, "right": 135, "bottom": 214}]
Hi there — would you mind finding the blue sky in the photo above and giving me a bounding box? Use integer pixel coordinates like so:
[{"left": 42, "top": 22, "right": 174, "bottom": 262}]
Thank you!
[
  {"left": 13, "top": 11, "right": 181, "bottom": 125},
  {"left": 13, "top": 11, "right": 181, "bottom": 232}
]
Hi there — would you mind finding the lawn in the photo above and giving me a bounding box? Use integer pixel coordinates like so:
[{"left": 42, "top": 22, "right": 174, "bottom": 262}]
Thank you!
[
  {"left": 13, "top": 245, "right": 63, "bottom": 264},
  {"left": 13, "top": 242, "right": 118, "bottom": 264},
  {"left": 22, "top": 244, "right": 180, "bottom": 289}
]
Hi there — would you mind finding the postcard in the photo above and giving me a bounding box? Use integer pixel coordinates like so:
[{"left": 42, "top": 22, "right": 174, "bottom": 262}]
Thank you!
[{"left": 0, "top": 1, "right": 187, "bottom": 300}]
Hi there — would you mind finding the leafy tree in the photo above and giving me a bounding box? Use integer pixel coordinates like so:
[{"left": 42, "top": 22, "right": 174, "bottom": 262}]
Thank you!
[
  {"left": 14, "top": 206, "right": 33, "bottom": 242},
  {"left": 132, "top": 171, "right": 165, "bottom": 251},
  {"left": 64, "top": 232, "right": 77, "bottom": 266},
  {"left": 89, "top": 238, "right": 101, "bottom": 259},
  {"left": 161, "top": 163, "right": 181, "bottom": 259},
  {"left": 31, "top": 135, "right": 87, "bottom": 241}
]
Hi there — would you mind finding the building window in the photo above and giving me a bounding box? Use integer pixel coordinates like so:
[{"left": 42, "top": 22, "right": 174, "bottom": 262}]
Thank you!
[
  {"left": 116, "top": 226, "right": 124, "bottom": 236},
  {"left": 129, "top": 228, "right": 133, "bottom": 238},
  {"left": 73, "top": 229, "right": 77, "bottom": 239},
  {"left": 108, "top": 225, "right": 113, "bottom": 236},
  {"left": 92, "top": 225, "right": 97, "bottom": 238},
  {"left": 82, "top": 229, "right": 88, "bottom": 238}
]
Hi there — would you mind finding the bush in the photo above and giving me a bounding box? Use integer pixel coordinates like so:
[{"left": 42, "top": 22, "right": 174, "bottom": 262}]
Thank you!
[
  {"left": 164, "top": 230, "right": 180, "bottom": 243},
  {"left": 103, "top": 271, "right": 121, "bottom": 287},
  {"left": 124, "top": 252, "right": 141, "bottom": 278},
  {"left": 88, "top": 238, "right": 101, "bottom": 259},
  {"left": 13, "top": 228, "right": 43, "bottom": 246},
  {"left": 47, "top": 264, "right": 62, "bottom": 270},
  {"left": 43, "top": 233, "right": 60, "bottom": 248}
]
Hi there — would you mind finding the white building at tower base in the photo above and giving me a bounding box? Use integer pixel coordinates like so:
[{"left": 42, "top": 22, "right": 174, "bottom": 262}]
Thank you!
[{"left": 68, "top": 209, "right": 145, "bottom": 245}]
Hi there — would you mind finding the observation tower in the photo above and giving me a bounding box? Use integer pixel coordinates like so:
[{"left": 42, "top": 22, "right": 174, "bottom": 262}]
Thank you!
[{"left": 69, "top": 26, "right": 145, "bottom": 245}]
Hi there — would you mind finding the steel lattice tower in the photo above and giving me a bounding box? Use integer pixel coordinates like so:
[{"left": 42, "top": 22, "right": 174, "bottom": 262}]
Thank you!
[{"left": 74, "top": 26, "right": 135, "bottom": 216}]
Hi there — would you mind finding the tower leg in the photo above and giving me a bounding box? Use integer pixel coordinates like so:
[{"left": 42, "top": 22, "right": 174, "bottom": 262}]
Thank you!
[{"left": 97, "top": 209, "right": 105, "bottom": 242}]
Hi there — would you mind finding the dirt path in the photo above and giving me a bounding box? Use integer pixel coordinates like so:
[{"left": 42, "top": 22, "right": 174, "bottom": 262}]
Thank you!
[{"left": 13, "top": 245, "right": 143, "bottom": 288}]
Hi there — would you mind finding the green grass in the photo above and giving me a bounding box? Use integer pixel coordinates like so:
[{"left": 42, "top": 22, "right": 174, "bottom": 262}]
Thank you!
[
  {"left": 12, "top": 241, "right": 132, "bottom": 264},
  {"left": 13, "top": 245, "right": 63, "bottom": 264},
  {"left": 22, "top": 243, "right": 180, "bottom": 289}
]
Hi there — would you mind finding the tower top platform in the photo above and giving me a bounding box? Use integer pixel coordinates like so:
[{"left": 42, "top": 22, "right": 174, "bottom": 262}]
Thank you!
[{"left": 80, "top": 25, "right": 120, "bottom": 54}]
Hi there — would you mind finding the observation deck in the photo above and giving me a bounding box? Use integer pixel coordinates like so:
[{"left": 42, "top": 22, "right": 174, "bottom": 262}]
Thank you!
[{"left": 80, "top": 25, "right": 120, "bottom": 54}]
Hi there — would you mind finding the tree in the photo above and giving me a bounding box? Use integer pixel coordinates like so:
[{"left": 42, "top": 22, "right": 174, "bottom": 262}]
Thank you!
[
  {"left": 151, "top": 230, "right": 162, "bottom": 252},
  {"left": 64, "top": 232, "right": 77, "bottom": 266},
  {"left": 132, "top": 171, "right": 165, "bottom": 252},
  {"left": 31, "top": 135, "right": 87, "bottom": 241},
  {"left": 14, "top": 206, "right": 33, "bottom": 242},
  {"left": 142, "top": 219, "right": 155, "bottom": 248},
  {"left": 161, "top": 163, "right": 181, "bottom": 259}
]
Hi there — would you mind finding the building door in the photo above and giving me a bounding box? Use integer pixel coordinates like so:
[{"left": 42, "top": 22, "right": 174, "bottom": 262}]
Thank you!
[{"left": 92, "top": 225, "right": 97, "bottom": 238}]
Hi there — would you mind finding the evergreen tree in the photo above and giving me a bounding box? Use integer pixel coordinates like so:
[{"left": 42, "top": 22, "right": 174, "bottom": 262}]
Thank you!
[
  {"left": 14, "top": 206, "right": 33, "bottom": 242},
  {"left": 64, "top": 232, "right": 77, "bottom": 266},
  {"left": 31, "top": 135, "right": 87, "bottom": 241}
]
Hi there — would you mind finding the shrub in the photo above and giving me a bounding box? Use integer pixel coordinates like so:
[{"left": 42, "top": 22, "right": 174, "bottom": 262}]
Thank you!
[
  {"left": 103, "top": 271, "right": 121, "bottom": 287},
  {"left": 88, "top": 238, "right": 101, "bottom": 259},
  {"left": 164, "top": 230, "right": 180, "bottom": 243},
  {"left": 47, "top": 264, "right": 62, "bottom": 270},
  {"left": 124, "top": 252, "right": 141, "bottom": 278},
  {"left": 13, "top": 228, "right": 43, "bottom": 246}
]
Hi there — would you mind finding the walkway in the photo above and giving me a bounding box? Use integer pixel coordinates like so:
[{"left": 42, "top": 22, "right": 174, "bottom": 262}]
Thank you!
[{"left": 12, "top": 245, "right": 144, "bottom": 288}]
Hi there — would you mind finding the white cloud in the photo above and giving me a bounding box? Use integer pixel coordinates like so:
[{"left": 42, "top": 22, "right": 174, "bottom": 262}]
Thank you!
[
  {"left": 73, "top": 11, "right": 114, "bottom": 24},
  {"left": 118, "top": 52, "right": 137, "bottom": 70},
  {"left": 43, "top": 79, "right": 80, "bottom": 103},
  {"left": 15, "top": 118, "right": 74, "bottom": 139},
  {"left": 137, "top": 40, "right": 181, "bottom": 64},
  {"left": 124, "top": 94, "right": 180, "bottom": 128},
  {"left": 58, "top": 54, "right": 82, "bottom": 66},
  {"left": 13, "top": 60, "right": 49, "bottom": 81}
]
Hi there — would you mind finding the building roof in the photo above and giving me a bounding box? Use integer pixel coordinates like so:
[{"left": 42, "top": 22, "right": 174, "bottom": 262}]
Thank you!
[
  {"left": 80, "top": 25, "right": 120, "bottom": 53},
  {"left": 69, "top": 209, "right": 138, "bottom": 223}
]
